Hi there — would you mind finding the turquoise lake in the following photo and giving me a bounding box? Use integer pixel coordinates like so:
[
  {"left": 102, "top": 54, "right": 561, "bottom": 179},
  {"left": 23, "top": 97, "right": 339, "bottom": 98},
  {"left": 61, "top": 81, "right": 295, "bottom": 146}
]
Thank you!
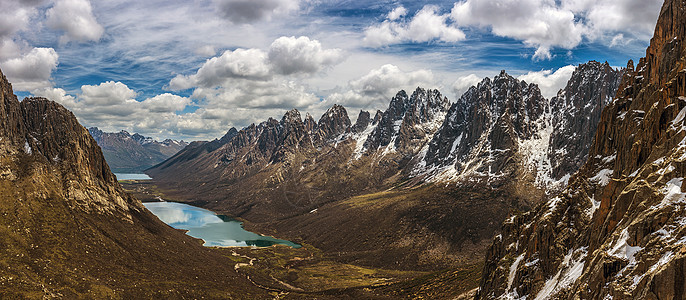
[
  {"left": 143, "top": 202, "right": 301, "bottom": 248},
  {"left": 114, "top": 173, "right": 152, "bottom": 180}
]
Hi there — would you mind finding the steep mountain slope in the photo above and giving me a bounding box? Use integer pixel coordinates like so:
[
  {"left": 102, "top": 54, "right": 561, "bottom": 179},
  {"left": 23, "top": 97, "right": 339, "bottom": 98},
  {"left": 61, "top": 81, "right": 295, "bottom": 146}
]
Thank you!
[
  {"left": 548, "top": 61, "right": 624, "bottom": 182},
  {"left": 478, "top": 0, "right": 686, "bottom": 298},
  {"left": 420, "top": 66, "right": 622, "bottom": 201},
  {"left": 88, "top": 127, "right": 187, "bottom": 173},
  {"left": 0, "top": 69, "right": 264, "bottom": 298},
  {"left": 420, "top": 72, "right": 550, "bottom": 205}
]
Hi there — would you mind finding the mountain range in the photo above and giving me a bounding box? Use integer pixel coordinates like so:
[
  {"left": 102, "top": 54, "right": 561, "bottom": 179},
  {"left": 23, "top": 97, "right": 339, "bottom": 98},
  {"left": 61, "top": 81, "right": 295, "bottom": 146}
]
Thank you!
[
  {"left": 146, "top": 60, "right": 623, "bottom": 271},
  {"left": 2, "top": 0, "right": 679, "bottom": 297},
  {"left": 88, "top": 127, "right": 187, "bottom": 173}
]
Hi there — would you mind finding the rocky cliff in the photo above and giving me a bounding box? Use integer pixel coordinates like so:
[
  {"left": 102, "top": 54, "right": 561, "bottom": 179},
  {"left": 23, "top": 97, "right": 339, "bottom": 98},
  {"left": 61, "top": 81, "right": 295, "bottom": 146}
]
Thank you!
[
  {"left": 88, "top": 127, "right": 187, "bottom": 173},
  {"left": 548, "top": 61, "right": 624, "bottom": 182},
  {"left": 0, "top": 68, "right": 263, "bottom": 298},
  {"left": 478, "top": 0, "right": 686, "bottom": 298},
  {"left": 416, "top": 65, "right": 621, "bottom": 204},
  {"left": 421, "top": 71, "right": 548, "bottom": 191},
  {"left": 362, "top": 87, "right": 450, "bottom": 156}
]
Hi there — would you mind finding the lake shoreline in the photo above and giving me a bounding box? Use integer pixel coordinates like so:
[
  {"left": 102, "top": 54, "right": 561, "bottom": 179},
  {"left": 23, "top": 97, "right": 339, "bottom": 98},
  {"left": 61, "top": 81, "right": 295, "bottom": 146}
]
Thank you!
[{"left": 143, "top": 201, "right": 301, "bottom": 248}]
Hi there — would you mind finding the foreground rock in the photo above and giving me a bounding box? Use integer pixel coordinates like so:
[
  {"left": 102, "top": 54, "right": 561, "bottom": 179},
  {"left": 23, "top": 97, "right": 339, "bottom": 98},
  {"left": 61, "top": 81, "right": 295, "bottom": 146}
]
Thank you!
[
  {"left": 0, "top": 68, "right": 264, "bottom": 298},
  {"left": 478, "top": 0, "right": 686, "bottom": 298}
]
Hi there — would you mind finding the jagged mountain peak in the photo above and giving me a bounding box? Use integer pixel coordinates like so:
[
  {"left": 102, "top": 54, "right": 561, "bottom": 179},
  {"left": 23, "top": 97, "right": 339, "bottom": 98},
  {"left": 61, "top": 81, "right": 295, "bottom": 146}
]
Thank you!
[
  {"left": 352, "top": 110, "right": 371, "bottom": 134},
  {"left": 281, "top": 108, "right": 303, "bottom": 125},
  {"left": 421, "top": 71, "right": 547, "bottom": 189},
  {"left": 372, "top": 110, "right": 383, "bottom": 125},
  {"left": 304, "top": 112, "right": 317, "bottom": 134},
  {"left": 219, "top": 127, "right": 238, "bottom": 144},
  {"left": 362, "top": 87, "right": 450, "bottom": 155},
  {"left": 314, "top": 104, "right": 351, "bottom": 144}
]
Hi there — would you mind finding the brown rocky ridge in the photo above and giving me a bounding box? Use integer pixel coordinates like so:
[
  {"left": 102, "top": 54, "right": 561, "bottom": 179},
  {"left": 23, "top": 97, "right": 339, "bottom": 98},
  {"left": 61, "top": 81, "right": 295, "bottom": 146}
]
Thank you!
[
  {"left": 0, "top": 68, "right": 266, "bottom": 298},
  {"left": 478, "top": 0, "right": 686, "bottom": 298}
]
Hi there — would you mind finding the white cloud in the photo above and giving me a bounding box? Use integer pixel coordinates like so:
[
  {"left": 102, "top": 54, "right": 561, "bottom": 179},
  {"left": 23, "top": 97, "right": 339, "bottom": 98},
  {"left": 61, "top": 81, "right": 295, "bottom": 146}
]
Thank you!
[
  {"left": 0, "top": 39, "right": 24, "bottom": 61},
  {"left": 581, "top": 0, "right": 662, "bottom": 40},
  {"left": 0, "top": 0, "right": 44, "bottom": 61},
  {"left": 319, "top": 64, "right": 435, "bottom": 113},
  {"left": 451, "top": 0, "right": 584, "bottom": 60},
  {"left": 0, "top": 0, "right": 42, "bottom": 40},
  {"left": 33, "top": 87, "right": 76, "bottom": 108},
  {"left": 517, "top": 65, "right": 576, "bottom": 99},
  {"left": 80, "top": 81, "right": 137, "bottom": 106},
  {"left": 192, "top": 79, "right": 317, "bottom": 110},
  {"left": 387, "top": 6, "right": 407, "bottom": 21},
  {"left": 169, "top": 48, "right": 271, "bottom": 90},
  {"left": 141, "top": 93, "right": 190, "bottom": 113},
  {"left": 0, "top": 47, "right": 58, "bottom": 91},
  {"left": 214, "top": 0, "right": 300, "bottom": 24},
  {"left": 452, "top": 74, "right": 481, "bottom": 98},
  {"left": 46, "top": 0, "right": 104, "bottom": 43},
  {"left": 363, "top": 5, "right": 465, "bottom": 47},
  {"left": 195, "top": 45, "right": 217, "bottom": 57},
  {"left": 268, "top": 36, "right": 344, "bottom": 75},
  {"left": 446, "top": 0, "right": 662, "bottom": 59},
  {"left": 34, "top": 83, "right": 202, "bottom": 140}
]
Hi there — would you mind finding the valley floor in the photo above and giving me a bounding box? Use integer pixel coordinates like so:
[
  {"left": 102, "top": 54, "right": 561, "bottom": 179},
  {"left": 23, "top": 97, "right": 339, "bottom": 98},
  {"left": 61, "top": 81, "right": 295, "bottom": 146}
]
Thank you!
[{"left": 122, "top": 180, "right": 484, "bottom": 299}]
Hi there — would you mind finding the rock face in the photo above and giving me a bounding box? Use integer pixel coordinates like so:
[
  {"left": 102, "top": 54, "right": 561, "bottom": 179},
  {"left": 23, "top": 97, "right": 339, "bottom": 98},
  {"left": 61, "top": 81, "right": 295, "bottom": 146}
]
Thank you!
[
  {"left": 421, "top": 71, "right": 548, "bottom": 189},
  {"left": 548, "top": 61, "right": 624, "bottom": 181},
  {"left": 478, "top": 0, "right": 686, "bottom": 299},
  {"left": 313, "top": 104, "right": 351, "bottom": 145},
  {"left": 352, "top": 110, "right": 370, "bottom": 133},
  {"left": 0, "top": 68, "right": 263, "bottom": 298},
  {"left": 363, "top": 88, "right": 450, "bottom": 155},
  {"left": 88, "top": 127, "right": 187, "bottom": 173},
  {"left": 417, "top": 65, "right": 622, "bottom": 200}
]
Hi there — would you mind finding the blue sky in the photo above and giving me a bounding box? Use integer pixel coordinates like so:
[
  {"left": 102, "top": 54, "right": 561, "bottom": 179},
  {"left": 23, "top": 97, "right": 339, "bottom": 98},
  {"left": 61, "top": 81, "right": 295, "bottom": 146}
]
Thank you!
[{"left": 0, "top": 0, "right": 662, "bottom": 140}]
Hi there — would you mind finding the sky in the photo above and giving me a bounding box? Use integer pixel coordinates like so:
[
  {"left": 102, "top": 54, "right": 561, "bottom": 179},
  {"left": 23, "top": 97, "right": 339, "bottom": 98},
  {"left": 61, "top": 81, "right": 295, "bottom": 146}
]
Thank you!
[{"left": 0, "top": 0, "right": 663, "bottom": 141}]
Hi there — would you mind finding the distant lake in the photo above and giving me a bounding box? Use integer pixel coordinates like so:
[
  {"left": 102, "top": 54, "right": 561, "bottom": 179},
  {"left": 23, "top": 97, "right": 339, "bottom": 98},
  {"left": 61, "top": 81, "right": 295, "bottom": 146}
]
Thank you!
[
  {"left": 114, "top": 173, "right": 152, "bottom": 180},
  {"left": 143, "top": 202, "right": 301, "bottom": 248}
]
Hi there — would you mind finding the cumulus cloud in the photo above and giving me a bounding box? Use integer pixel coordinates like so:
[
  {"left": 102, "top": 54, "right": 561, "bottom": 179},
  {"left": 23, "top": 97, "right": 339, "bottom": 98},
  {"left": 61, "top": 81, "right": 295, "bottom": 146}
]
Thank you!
[
  {"left": 214, "top": 0, "right": 299, "bottom": 24},
  {"left": 141, "top": 93, "right": 191, "bottom": 113},
  {"left": 0, "top": 0, "right": 45, "bottom": 61},
  {"left": 80, "top": 81, "right": 137, "bottom": 105},
  {"left": 517, "top": 65, "right": 576, "bottom": 99},
  {"left": 1, "top": 47, "right": 58, "bottom": 91},
  {"left": 171, "top": 36, "right": 343, "bottom": 91},
  {"left": 581, "top": 0, "right": 662, "bottom": 40},
  {"left": 170, "top": 48, "right": 271, "bottom": 90},
  {"left": 387, "top": 6, "right": 407, "bottom": 21},
  {"left": 319, "top": 64, "right": 435, "bottom": 114},
  {"left": 0, "top": 1, "right": 40, "bottom": 39},
  {"left": 452, "top": 74, "right": 481, "bottom": 98},
  {"left": 46, "top": 0, "right": 104, "bottom": 43},
  {"left": 363, "top": 5, "right": 465, "bottom": 47},
  {"left": 33, "top": 87, "right": 76, "bottom": 108},
  {"left": 268, "top": 36, "right": 344, "bottom": 75},
  {"left": 34, "top": 82, "right": 201, "bottom": 139},
  {"left": 451, "top": 0, "right": 584, "bottom": 60}
]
